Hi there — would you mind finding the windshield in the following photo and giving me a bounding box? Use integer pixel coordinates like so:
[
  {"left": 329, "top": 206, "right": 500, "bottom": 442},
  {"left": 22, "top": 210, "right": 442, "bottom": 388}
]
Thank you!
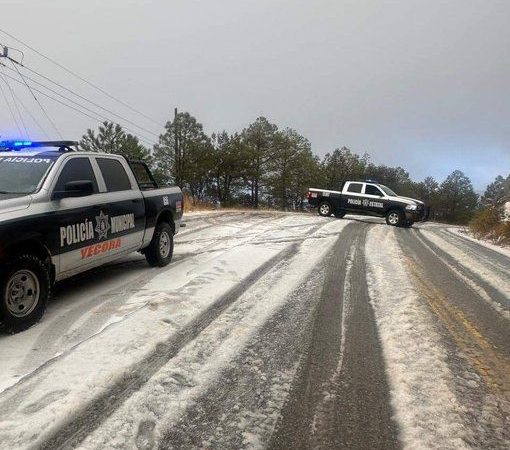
[
  {"left": 0, "top": 156, "right": 56, "bottom": 194},
  {"left": 379, "top": 184, "right": 398, "bottom": 197}
]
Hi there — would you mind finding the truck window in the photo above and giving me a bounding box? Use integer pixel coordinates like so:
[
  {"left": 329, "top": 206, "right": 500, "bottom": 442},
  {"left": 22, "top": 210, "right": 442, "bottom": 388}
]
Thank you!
[
  {"left": 55, "top": 157, "right": 98, "bottom": 193},
  {"left": 346, "top": 183, "right": 363, "bottom": 193},
  {"left": 0, "top": 156, "right": 55, "bottom": 194},
  {"left": 365, "top": 185, "right": 383, "bottom": 196},
  {"left": 130, "top": 161, "right": 157, "bottom": 190},
  {"left": 97, "top": 158, "right": 132, "bottom": 192}
]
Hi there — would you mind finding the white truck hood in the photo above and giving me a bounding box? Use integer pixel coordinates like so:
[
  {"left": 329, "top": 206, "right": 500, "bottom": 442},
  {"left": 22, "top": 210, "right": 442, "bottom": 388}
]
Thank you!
[
  {"left": 0, "top": 194, "right": 32, "bottom": 219},
  {"left": 386, "top": 195, "right": 424, "bottom": 206}
]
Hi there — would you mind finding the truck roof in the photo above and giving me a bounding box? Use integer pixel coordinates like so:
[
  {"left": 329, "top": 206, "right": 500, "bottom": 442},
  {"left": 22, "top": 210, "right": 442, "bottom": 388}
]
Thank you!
[{"left": 0, "top": 150, "right": 122, "bottom": 159}]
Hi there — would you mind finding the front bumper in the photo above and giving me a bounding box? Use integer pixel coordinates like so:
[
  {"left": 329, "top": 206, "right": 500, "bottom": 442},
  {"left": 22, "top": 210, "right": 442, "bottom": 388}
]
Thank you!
[{"left": 405, "top": 206, "right": 430, "bottom": 222}]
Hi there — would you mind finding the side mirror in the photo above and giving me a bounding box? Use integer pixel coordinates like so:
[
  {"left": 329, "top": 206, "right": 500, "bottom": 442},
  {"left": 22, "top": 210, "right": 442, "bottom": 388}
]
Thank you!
[{"left": 52, "top": 180, "right": 94, "bottom": 200}]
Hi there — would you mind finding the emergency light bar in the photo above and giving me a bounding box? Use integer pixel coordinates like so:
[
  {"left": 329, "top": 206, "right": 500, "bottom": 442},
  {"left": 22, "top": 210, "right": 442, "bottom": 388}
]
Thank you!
[{"left": 0, "top": 140, "right": 78, "bottom": 151}]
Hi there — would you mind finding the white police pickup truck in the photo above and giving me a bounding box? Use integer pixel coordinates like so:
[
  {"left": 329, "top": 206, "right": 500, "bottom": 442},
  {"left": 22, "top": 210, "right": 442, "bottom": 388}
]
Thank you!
[
  {"left": 307, "top": 180, "right": 429, "bottom": 227},
  {"left": 0, "top": 141, "right": 183, "bottom": 333}
]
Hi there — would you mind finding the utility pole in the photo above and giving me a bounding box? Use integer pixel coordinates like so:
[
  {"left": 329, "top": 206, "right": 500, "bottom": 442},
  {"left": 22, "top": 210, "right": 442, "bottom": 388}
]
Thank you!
[{"left": 174, "top": 107, "right": 180, "bottom": 186}]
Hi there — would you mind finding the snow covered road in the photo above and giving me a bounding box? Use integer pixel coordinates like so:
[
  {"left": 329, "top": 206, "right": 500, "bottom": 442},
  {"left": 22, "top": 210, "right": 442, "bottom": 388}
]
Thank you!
[{"left": 0, "top": 211, "right": 508, "bottom": 449}]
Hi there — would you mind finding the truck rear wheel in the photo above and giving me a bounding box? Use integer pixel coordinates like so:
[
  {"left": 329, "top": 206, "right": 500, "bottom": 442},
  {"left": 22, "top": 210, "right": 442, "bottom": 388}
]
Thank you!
[
  {"left": 386, "top": 210, "right": 404, "bottom": 227},
  {"left": 145, "top": 222, "right": 174, "bottom": 267},
  {"left": 0, "top": 255, "right": 50, "bottom": 333},
  {"left": 334, "top": 210, "right": 346, "bottom": 218},
  {"left": 318, "top": 201, "right": 332, "bottom": 217}
]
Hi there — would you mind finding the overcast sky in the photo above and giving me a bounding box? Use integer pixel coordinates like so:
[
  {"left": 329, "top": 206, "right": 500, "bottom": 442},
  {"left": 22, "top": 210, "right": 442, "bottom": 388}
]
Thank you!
[{"left": 1, "top": 0, "right": 509, "bottom": 190}]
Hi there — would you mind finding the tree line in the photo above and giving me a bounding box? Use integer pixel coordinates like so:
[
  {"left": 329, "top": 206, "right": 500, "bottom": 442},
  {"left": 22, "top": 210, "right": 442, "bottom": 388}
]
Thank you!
[{"left": 79, "top": 111, "right": 506, "bottom": 224}]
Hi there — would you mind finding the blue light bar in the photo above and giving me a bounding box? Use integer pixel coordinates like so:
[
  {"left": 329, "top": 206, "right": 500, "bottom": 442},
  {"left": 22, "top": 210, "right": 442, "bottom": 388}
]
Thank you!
[{"left": 0, "top": 140, "right": 34, "bottom": 151}]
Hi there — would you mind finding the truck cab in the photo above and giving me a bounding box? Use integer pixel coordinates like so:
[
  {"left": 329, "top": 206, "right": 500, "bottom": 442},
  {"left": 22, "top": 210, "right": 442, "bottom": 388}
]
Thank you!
[{"left": 307, "top": 181, "right": 429, "bottom": 227}]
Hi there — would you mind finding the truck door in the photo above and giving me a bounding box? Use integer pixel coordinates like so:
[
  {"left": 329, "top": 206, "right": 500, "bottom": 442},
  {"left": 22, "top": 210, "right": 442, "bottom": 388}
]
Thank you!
[
  {"left": 50, "top": 156, "right": 102, "bottom": 276},
  {"left": 362, "top": 184, "right": 387, "bottom": 215},
  {"left": 342, "top": 182, "right": 365, "bottom": 212},
  {"left": 93, "top": 157, "right": 146, "bottom": 257}
]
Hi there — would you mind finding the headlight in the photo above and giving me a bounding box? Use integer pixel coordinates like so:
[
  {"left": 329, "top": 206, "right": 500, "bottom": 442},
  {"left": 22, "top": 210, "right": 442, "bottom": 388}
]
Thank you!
[{"left": 405, "top": 204, "right": 417, "bottom": 211}]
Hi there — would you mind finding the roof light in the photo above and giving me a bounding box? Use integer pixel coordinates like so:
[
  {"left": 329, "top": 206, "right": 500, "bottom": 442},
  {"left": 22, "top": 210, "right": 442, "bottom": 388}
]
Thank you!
[{"left": 0, "top": 140, "right": 35, "bottom": 150}]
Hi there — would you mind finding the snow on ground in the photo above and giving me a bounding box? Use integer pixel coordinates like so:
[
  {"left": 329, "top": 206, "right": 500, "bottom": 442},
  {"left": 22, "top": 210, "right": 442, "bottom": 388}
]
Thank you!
[
  {"left": 0, "top": 212, "right": 343, "bottom": 449},
  {"left": 78, "top": 219, "right": 349, "bottom": 450},
  {"left": 419, "top": 229, "right": 510, "bottom": 313},
  {"left": 449, "top": 227, "right": 510, "bottom": 258},
  {"left": 365, "top": 226, "right": 470, "bottom": 450},
  {"left": 0, "top": 211, "right": 287, "bottom": 394}
]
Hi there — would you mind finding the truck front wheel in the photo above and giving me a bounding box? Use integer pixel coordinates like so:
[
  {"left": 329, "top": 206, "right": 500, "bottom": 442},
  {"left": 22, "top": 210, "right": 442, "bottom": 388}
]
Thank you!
[
  {"left": 0, "top": 255, "right": 50, "bottom": 333},
  {"left": 318, "top": 201, "right": 333, "bottom": 217},
  {"left": 145, "top": 222, "right": 174, "bottom": 267},
  {"left": 386, "top": 210, "right": 404, "bottom": 227}
]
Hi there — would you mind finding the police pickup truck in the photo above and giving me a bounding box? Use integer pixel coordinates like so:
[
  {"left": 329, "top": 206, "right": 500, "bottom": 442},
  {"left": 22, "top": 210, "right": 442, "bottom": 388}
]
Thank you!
[
  {"left": 307, "top": 180, "right": 429, "bottom": 227},
  {"left": 0, "top": 141, "right": 183, "bottom": 333}
]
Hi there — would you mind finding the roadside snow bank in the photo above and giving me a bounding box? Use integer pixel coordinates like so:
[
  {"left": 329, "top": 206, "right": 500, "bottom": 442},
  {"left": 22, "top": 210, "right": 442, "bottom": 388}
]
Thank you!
[{"left": 365, "top": 226, "right": 469, "bottom": 450}]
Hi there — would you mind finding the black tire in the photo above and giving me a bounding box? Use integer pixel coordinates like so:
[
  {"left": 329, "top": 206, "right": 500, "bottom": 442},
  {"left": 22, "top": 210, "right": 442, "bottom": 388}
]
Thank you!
[
  {"left": 403, "top": 220, "right": 414, "bottom": 228},
  {"left": 334, "top": 210, "right": 346, "bottom": 218},
  {"left": 385, "top": 210, "right": 404, "bottom": 227},
  {"left": 145, "top": 222, "right": 174, "bottom": 267},
  {"left": 0, "top": 254, "right": 51, "bottom": 334},
  {"left": 318, "top": 201, "right": 333, "bottom": 217}
]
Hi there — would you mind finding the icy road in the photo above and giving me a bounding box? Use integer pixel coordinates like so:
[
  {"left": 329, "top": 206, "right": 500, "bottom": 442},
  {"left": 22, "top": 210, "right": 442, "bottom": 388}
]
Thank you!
[{"left": 0, "top": 211, "right": 509, "bottom": 450}]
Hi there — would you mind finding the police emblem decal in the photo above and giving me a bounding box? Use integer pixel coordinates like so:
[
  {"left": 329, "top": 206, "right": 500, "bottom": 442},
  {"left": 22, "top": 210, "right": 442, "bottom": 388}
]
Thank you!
[
  {"left": 95, "top": 211, "right": 111, "bottom": 240},
  {"left": 362, "top": 199, "right": 370, "bottom": 207}
]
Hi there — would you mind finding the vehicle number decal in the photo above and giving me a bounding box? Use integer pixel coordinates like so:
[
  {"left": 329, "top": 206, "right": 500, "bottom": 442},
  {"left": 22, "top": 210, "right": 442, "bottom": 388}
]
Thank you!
[{"left": 163, "top": 196, "right": 169, "bottom": 206}]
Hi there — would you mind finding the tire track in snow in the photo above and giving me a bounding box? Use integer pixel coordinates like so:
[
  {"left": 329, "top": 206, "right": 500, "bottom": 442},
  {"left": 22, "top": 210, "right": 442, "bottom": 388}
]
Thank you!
[
  {"left": 37, "top": 244, "right": 299, "bottom": 450},
  {"left": 1, "top": 213, "right": 284, "bottom": 395},
  {"left": 425, "top": 228, "right": 510, "bottom": 294},
  {"left": 414, "top": 229, "right": 510, "bottom": 315},
  {"left": 268, "top": 222, "right": 398, "bottom": 450},
  {"left": 439, "top": 228, "right": 510, "bottom": 272},
  {"left": 365, "top": 225, "right": 471, "bottom": 450},
  {"left": 397, "top": 230, "right": 510, "bottom": 449},
  {"left": 74, "top": 218, "right": 349, "bottom": 450}
]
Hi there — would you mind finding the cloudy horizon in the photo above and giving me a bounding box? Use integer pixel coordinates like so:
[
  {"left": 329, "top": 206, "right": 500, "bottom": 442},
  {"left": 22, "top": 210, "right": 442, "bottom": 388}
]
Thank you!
[{"left": 1, "top": 0, "right": 509, "bottom": 191}]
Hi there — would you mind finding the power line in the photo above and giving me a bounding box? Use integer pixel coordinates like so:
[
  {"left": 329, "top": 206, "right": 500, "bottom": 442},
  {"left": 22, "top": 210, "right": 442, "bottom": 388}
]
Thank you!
[
  {"left": 0, "top": 65, "right": 28, "bottom": 138},
  {"left": 0, "top": 28, "right": 164, "bottom": 128},
  {"left": 0, "top": 66, "right": 158, "bottom": 145},
  {"left": 0, "top": 72, "right": 24, "bottom": 137},
  {"left": 9, "top": 61, "right": 62, "bottom": 139},
  {"left": 0, "top": 70, "right": 158, "bottom": 148},
  {"left": 4, "top": 80, "right": 50, "bottom": 139},
  {"left": 8, "top": 62, "right": 161, "bottom": 139}
]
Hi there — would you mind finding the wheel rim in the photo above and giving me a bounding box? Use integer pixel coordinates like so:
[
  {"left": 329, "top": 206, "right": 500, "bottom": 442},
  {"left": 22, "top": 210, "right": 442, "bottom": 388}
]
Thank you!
[
  {"left": 159, "top": 231, "right": 171, "bottom": 258},
  {"left": 388, "top": 212, "right": 399, "bottom": 225},
  {"left": 320, "top": 204, "right": 330, "bottom": 215},
  {"left": 5, "top": 270, "right": 40, "bottom": 318}
]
